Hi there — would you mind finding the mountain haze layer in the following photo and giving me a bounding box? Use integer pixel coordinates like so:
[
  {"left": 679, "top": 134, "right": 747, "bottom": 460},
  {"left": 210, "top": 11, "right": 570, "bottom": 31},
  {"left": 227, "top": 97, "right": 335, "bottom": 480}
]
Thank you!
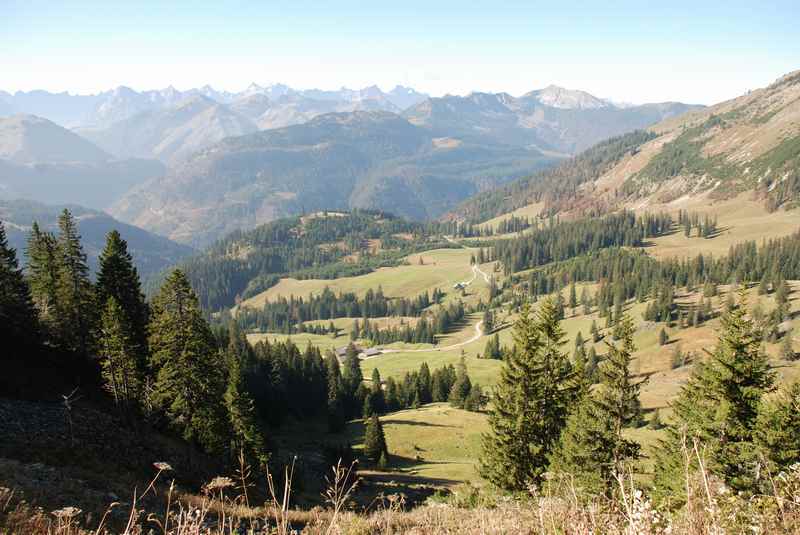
[
  {"left": 76, "top": 95, "right": 258, "bottom": 164},
  {"left": 0, "top": 115, "right": 164, "bottom": 208},
  {"left": 0, "top": 83, "right": 429, "bottom": 129}
]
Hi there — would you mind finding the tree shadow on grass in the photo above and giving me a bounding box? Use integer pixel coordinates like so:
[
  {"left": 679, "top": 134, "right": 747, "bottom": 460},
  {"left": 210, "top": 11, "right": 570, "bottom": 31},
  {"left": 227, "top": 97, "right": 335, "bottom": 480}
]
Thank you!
[{"left": 383, "top": 419, "right": 457, "bottom": 428}]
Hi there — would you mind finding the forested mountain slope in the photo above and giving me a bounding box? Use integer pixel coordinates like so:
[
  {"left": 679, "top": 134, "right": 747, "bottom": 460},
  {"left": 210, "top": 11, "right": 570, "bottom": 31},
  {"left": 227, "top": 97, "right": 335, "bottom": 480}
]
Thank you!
[{"left": 110, "top": 111, "right": 554, "bottom": 247}]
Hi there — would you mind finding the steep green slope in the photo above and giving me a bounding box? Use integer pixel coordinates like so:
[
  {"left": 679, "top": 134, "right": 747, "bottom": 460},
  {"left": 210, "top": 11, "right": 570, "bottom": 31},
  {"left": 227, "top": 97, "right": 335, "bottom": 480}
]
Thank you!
[{"left": 448, "top": 130, "right": 657, "bottom": 223}]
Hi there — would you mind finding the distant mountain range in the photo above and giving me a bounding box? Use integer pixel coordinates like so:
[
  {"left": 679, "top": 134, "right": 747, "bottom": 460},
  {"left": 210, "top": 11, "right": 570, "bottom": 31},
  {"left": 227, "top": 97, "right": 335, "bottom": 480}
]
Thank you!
[
  {"left": 0, "top": 83, "right": 430, "bottom": 129},
  {"left": 99, "top": 83, "right": 705, "bottom": 247},
  {"left": 75, "top": 95, "right": 259, "bottom": 165},
  {"left": 404, "top": 90, "right": 701, "bottom": 154},
  {"left": 0, "top": 199, "right": 194, "bottom": 278}
]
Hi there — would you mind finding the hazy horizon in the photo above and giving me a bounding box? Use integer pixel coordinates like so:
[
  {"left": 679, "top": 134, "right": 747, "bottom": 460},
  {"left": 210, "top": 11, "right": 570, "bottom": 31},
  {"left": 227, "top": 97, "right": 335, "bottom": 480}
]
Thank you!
[{"left": 2, "top": 1, "right": 798, "bottom": 105}]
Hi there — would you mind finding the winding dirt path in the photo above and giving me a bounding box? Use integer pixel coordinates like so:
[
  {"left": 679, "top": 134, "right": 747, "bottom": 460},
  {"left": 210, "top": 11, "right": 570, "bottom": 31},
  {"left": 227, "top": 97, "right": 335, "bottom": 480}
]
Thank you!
[{"left": 362, "top": 241, "right": 492, "bottom": 360}]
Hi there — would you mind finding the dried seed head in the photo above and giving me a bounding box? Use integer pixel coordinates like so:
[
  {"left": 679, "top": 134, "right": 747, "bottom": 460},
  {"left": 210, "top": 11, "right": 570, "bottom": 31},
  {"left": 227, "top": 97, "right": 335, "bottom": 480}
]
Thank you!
[
  {"left": 52, "top": 506, "right": 82, "bottom": 518},
  {"left": 206, "top": 476, "right": 235, "bottom": 490}
]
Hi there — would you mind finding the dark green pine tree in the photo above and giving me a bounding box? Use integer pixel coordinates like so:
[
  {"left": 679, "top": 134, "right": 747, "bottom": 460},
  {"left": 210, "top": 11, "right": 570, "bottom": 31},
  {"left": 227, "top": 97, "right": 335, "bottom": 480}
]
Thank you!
[
  {"left": 96, "top": 230, "right": 149, "bottom": 373},
  {"left": 448, "top": 356, "right": 472, "bottom": 409},
  {"left": 755, "top": 381, "right": 800, "bottom": 474},
  {"left": 26, "top": 221, "right": 60, "bottom": 337},
  {"left": 417, "top": 362, "right": 432, "bottom": 403},
  {"left": 549, "top": 314, "right": 643, "bottom": 497},
  {"left": 595, "top": 314, "right": 645, "bottom": 462},
  {"left": 55, "top": 209, "right": 95, "bottom": 355},
  {"left": 480, "top": 298, "right": 579, "bottom": 490},
  {"left": 0, "top": 221, "right": 40, "bottom": 350},
  {"left": 99, "top": 297, "right": 142, "bottom": 415},
  {"left": 363, "top": 413, "right": 388, "bottom": 463},
  {"left": 363, "top": 367, "right": 385, "bottom": 417},
  {"left": 326, "top": 351, "right": 346, "bottom": 431},
  {"left": 384, "top": 377, "right": 400, "bottom": 412},
  {"left": 224, "top": 323, "right": 269, "bottom": 469},
  {"left": 342, "top": 349, "right": 364, "bottom": 418},
  {"left": 149, "top": 270, "right": 229, "bottom": 455},
  {"left": 653, "top": 291, "right": 776, "bottom": 505}
]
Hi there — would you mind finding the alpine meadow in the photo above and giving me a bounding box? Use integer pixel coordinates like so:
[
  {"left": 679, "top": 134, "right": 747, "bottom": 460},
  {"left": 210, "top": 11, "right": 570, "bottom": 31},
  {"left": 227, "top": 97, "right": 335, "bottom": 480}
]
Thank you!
[{"left": 2, "top": 3, "right": 800, "bottom": 534}]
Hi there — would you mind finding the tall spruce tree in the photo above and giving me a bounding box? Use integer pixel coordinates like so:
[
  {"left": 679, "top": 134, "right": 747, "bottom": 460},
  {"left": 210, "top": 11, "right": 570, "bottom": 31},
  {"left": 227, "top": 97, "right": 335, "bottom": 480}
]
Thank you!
[
  {"left": 149, "top": 270, "right": 229, "bottom": 455},
  {"left": 653, "top": 291, "right": 776, "bottom": 504},
  {"left": 326, "top": 352, "right": 346, "bottom": 431},
  {"left": 549, "top": 314, "right": 644, "bottom": 496},
  {"left": 224, "top": 323, "right": 268, "bottom": 469},
  {"left": 26, "top": 222, "right": 60, "bottom": 337},
  {"left": 480, "top": 298, "right": 579, "bottom": 490},
  {"left": 755, "top": 381, "right": 800, "bottom": 475},
  {"left": 363, "top": 413, "right": 388, "bottom": 463},
  {"left": 55, "top": 209, "right": 95, "bottom": 355},
  {"left": 0, "top": 221, "right": 40, "bottom": 349},
  {"left": 448, "top": 356, "right": 472, "bottom": 409},
  {"left": 96, "top": 230, "right": 149, "bottom": 372},
  {"left": 342, "top": 349, "right": 364, "bottom": 418},
  {"left": 417, "top": 362, "right": 432, "bottom": 404},
  {"left": 99, "top": 297, "right": 142, "bottom": 415}
]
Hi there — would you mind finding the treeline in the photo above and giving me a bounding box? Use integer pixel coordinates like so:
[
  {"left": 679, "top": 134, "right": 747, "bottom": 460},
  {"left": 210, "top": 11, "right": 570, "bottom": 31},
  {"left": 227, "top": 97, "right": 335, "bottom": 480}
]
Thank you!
[
  {"left": 518, "top": 231, "right": 800, "bottom": 303},
  {"left": 492, "top": 211, "right": 673, "bottom": 275},
  {"left": 178, "top": 210, "right": 455, "bottom": 311},
  {"left": 363, "top": 357, "right": 485, "bottom": 418},
  {"left": 234, "top": 286, "right": 443, "bottom": 333},
  {"left": 1, "top": 212, "right": 282, "bottom": 467},
  {"left": 438, "top": 215, "right": 532, "bottom": 238},
  {"left": 677, "top": 209, "right": 719, "bottom": 238},
  {"left": 354, "top": 300, "right": 467, "bottom": 345},
  {"left": 452, "top": 130, "right": 657, "bottom": 223}
]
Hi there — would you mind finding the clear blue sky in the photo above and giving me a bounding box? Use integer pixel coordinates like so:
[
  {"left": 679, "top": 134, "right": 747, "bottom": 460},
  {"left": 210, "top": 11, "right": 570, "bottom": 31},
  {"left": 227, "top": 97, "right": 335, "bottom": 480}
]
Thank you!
[{"left": 1, "top": 0, "right": 797, "bottom": 104}]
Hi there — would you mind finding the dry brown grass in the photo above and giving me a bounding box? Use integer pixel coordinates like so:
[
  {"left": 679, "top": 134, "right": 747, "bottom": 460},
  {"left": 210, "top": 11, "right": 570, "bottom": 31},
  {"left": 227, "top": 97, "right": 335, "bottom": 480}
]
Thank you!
[{"left": 6, "top": 450, "right": 800, "bottom": 535}]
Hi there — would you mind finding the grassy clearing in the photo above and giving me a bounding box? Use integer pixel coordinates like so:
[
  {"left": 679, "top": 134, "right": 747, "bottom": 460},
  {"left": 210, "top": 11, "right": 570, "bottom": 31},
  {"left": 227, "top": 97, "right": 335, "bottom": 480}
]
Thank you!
[
  {"left": 346, "top": 403, "right": 488, "bottom": 486},
  {"left": 246, "top": 331, "right": 349, "bottom": 353},
  {"left": 640, "top": 195, "right": 799, "bottom": 260},
  {"left": 240, "top": 248, "right": 489, "bottom": 309},
  {"left": 478, "top": 201, "right": 545, "bottom": 233}
]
